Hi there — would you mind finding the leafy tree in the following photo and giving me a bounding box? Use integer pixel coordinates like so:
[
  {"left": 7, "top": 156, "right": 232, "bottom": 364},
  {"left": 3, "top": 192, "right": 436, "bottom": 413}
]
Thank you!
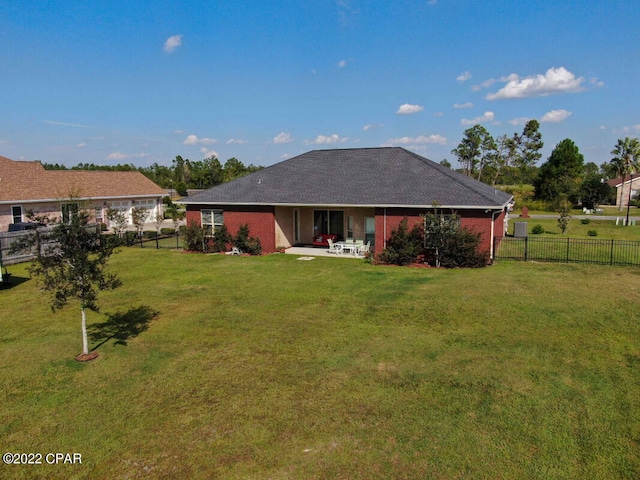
[
  {"left": 451, "top": 125, "right": 496, "bottom": 181},
  {"left": 106, "top": 208, "right": 128, "bottom": 237},
  {"left": 439, "top": 159, "right": 452, "bottom": 169},
  {"left": 423, "top": 207, "right": 461, "bottom": 267},
  {"left": 557, "top": 204, "right": 572, "bottom": 234},
  {"left": 165, "top": 204, "right": 185, "bottom": 232},
  {"left": 13, "top": 209, "right": 121, "bottom": 359},
  {"left": 580, "top": 175, "right": 614, "bottom": 210},
  {"left": 130, "top": 206, "right": 149, "bottom": 237},
  {"left": 534, "top": 139, "right": 584, "bottom": 202},
  {"left": 515, "top": 120, "right": 544, "bottom": 184}
]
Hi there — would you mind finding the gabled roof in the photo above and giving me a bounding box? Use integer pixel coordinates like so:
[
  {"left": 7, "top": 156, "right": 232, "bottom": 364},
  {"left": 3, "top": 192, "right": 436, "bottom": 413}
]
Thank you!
[
  {"left": 607, "top": 173, "right": 640, "bottom": 188},
  {"left": 184, "top": 147, "right": 512, "bottom": 209},
  {"left": 0, "top": 155, "right": 165, "bottom": 204}
]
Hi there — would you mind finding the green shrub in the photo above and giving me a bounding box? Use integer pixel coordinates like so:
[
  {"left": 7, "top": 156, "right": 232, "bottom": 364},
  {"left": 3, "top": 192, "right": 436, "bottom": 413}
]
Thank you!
[
  {"left": 211, "top": 225, "right": 232, "bottom": 253},
  {"left": 182, "top": 222, "right": 208, "bottom": 252},
  {"left": 379, "top": 218, "right": 423, "bottom": 266},
  {"left": 438, "top": 228, "right": 489, "bottom": 268},
  {"left": 581, "top": 218, "right": 591, "bottom": 225},
  {"left": 587, "top": 229, "right": 598, "bottom": 237},
  {"left": 233, "top": 224, "right": 262, "bottom": 255},
  {"left": 531, "top": 224, "right": 545, "bottom": 234},
  {"left": 143, "top": 231, "right": 157, "bottom": 239},
  {"left": 160, "top": 228, "right": 176, "bottom": 236}
]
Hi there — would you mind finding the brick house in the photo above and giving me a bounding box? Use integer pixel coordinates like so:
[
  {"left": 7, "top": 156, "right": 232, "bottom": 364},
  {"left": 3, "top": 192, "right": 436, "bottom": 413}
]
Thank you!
[
  {"left": 182, "top": 147, "right": 513, "bottom": 260},
  {"left": 0, "top": 155, "right": 166, "bottom": 231}
]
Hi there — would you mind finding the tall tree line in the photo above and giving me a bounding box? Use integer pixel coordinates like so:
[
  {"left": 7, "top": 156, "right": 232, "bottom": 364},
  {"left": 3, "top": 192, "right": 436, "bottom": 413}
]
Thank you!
[
  {"left": 43, "top": 155, "right": 264, "bottom": 194},
  {"left": 450, "top": 119, "right": 544, "bottom": 185}
]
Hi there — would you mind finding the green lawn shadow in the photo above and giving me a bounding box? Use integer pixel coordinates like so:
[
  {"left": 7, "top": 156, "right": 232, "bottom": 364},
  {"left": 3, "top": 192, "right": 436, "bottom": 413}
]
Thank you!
[{"left": 89, "top": 305, "right": 159, "bottom": 350}]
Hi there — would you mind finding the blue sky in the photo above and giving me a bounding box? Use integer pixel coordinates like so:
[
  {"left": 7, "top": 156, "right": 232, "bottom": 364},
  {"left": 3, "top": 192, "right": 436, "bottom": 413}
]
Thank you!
[{"left": 2, "top": 0, "right": 639, "bottom": 169}]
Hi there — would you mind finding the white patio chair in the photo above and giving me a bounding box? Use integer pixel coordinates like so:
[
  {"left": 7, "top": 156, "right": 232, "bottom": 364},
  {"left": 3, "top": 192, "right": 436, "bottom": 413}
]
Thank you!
[
  {"left": 327, "top": 238, "right": 342, "bottom": 254},
  {"left": 356, "top": 241, "right": 370, "bottom": 257}
]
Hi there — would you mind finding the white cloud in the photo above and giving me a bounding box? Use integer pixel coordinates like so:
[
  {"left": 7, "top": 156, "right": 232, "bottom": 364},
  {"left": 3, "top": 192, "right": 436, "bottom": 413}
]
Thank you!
[
  {"left": 453, "top": 102, "right": 473, "bottom": 109},
  {"left": 200, "top": 147, "right": 218, "bottom": 158},
  {"left": 226, "top": 138, "right": 247, "bottom": 145},
  {"left": 281, "top": 153, "right": 291, "bottom": 160},
  {"left": 306, "top": 134, "right": 348, "bottom": 145},
  {"left": 396, "top": 103, "right": 424, "bottom": 115},
  {"left": 508, "top": 117, "right": 531, "bottom": 126},
  {"left": 385, "top": 134, "right": 447, "bottom": 145},
  {"left": 76, "top": 143, "right": 86, "bottom": 148},
  {"left": 456, "top": 71, "right": 472, "bottom": 82},
  {"left": 486, "top": 67, "right": 586, "bottom": 100},
  {"left": 540, "top": 109, "right": 572, "bottom": 123},
  {"left": 106, "top": 152, "right": 149, "bottom": 161},
  {"left": 163, "top": 35, "right": 183, "bottom": 53},
  {"left": 362, "top": 123, "right": 383, "bottom": 131},
  {"left": 184, "top": 134, "right": 217, "bottom": 145},
  {"left": 471, "top": 78, "right": 499, "bottom": 92},
  {"left": 461, "top": 111, "right": 495, "bottom": 126},
  {"left": 273, "top": 132, "right": 293, "bottom": 144},
  {"left": 44, "top": 120, "right": 89, "bottom": 128},
  {"left": 338, "top": 59, "right": 347, "bottom": 68}
]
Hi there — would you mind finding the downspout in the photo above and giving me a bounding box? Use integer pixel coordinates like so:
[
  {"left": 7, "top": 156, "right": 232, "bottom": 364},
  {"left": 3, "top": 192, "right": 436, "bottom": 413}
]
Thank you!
[
  {"left": 383, "top": 208, "right": 387, "bottom": 249},
  {"left": 490, "top": 209, "right": 499, "bottom": 263}
]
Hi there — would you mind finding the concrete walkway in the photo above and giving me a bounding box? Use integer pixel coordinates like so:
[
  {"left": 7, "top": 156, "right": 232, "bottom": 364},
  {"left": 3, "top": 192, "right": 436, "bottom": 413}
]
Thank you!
[{"left": 285, "top": 246, "right": 363, "bottom": 259}]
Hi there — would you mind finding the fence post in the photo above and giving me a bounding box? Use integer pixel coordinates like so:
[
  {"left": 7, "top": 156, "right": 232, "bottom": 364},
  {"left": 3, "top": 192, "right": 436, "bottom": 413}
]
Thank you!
[
  {"left": 610, "top": 239, "right": 615, "bottom": 266},
  {"left": 155, "top": 231, "right": 159, "bottom": 250},
  {"left": 566, "top": 238, "right": 570, "bottom": 263},
  {"left": 524, "top": 236, "right": 528, "bottom": 262}
]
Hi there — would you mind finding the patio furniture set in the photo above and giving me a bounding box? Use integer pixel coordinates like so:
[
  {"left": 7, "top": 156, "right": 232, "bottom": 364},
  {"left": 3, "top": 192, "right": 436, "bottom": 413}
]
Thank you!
[{"left": 327, "top": 238, "right": 371, "bottom": 257}]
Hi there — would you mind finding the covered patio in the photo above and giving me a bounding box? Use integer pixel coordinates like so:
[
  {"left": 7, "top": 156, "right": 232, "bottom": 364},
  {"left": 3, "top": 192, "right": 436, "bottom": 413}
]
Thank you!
[{"left": 284, "top": 245, "right": 364, "bottom": 259}]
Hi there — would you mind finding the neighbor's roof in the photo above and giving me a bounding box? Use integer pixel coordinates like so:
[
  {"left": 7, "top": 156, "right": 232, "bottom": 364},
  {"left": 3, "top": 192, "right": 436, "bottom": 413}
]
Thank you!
[
  {"left": 0, "top": 155, "right": 165, "bottom": 203},
  {"left": 184, "top": 147, "right": 513, "bottom": 209},
  {"left": 607, "top": 173, "right": 640, "bottom": 188}
]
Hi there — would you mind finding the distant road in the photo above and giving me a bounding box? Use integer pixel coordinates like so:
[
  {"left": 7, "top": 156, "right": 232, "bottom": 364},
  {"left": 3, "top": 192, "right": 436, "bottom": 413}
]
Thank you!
[{"left": 511, "top": 214, "right": 639, "bottom": 221}]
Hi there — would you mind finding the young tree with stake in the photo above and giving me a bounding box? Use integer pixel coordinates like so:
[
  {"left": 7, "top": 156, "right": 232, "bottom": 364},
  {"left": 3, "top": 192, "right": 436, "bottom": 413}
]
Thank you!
[{"left": 14, "top": 206, "right": 121, "bottom": 360}]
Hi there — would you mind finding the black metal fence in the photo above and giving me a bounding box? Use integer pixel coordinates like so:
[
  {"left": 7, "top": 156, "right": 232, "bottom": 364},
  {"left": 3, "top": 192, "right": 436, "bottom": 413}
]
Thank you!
[
  {"left": 122, "top": 231, "right": 183, "bottom": 250},
  {"left": 494, "top": 236, "right": 640, "bottom": 266}
]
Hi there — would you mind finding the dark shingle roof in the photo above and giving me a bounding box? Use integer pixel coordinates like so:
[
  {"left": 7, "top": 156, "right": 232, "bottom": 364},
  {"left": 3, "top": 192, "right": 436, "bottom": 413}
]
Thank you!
[{"left": 184, "top": 147, "right": 513, "bottom": 209}]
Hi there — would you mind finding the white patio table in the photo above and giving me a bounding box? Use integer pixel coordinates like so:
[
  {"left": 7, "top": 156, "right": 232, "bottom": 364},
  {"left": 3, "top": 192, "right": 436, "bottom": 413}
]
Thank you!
[{"left": 336, "top": 242, "right": 358, "bottom": 254}]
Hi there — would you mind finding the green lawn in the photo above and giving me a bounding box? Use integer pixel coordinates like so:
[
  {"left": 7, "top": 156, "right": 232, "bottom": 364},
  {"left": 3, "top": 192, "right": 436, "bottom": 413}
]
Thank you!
[
  {"left": 1, "top": 249, "right": 640, "bottom": 479},
  {"left": 509, "top": 217, "right": 640, "bottom": 240}
]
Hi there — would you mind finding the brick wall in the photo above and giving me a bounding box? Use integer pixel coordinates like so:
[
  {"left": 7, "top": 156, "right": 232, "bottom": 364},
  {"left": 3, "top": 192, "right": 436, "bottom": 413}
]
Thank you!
[
  {"left": 185, "top": 205, "right": 277, "bottom": 253},
  {"left": 373, "top": 207, "right": 502, "bottom": 257}
]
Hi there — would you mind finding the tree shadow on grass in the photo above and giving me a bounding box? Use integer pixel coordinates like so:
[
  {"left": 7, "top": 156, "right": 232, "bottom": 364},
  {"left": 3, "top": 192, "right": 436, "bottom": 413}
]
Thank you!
[{"left": 89, "top": 305, "right": 159, "bottom": 350}]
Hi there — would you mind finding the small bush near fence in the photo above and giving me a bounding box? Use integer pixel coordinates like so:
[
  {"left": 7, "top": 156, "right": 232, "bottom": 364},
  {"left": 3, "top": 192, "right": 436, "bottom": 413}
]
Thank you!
[
  {"left": 588, "top": 230, "right": 598, "bottom": 237},
  {"left": 531, "top": 224, "right": 545, "bottom": 234}
]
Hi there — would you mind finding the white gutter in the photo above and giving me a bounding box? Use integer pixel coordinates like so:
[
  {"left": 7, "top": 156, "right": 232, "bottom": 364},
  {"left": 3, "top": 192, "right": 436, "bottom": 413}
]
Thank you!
[{"left": 0, "top": 194, "right": 163, "bottom": 205}]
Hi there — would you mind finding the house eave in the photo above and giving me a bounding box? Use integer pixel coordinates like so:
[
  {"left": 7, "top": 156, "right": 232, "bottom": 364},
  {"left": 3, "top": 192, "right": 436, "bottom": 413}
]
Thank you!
[
  {"left": 183, "top": 199, "right": 513, "bottom": 210},
  {"left": 0, "top": 194, "right": 163, "bottom": 205}
]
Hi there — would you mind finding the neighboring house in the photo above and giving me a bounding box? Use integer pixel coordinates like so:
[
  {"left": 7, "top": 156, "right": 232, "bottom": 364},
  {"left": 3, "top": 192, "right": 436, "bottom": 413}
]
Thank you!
[
  {"left": 608, "top": 173, "right": 640, "bottom": 209},
  {"left": 183, "top": 147, "right": 513, "bottom": 260},
  {"left": 0, "top": 155, "right": 166, "bottom": 231}
]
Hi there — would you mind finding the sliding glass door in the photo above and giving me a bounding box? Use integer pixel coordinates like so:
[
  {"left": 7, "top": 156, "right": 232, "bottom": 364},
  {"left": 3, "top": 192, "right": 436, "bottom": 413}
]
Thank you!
[{"left": 314, "top": 210, "right": 344, "bottom": 239}]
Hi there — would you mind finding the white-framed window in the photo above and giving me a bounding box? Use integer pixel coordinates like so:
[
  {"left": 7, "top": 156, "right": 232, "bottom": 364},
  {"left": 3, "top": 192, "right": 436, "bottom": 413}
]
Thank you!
[
  {"left": 11, "top": 205, "right": 23, "bottom": 224},
  {"left": 347, "top": 216, "right": 354, "bottom": 239},
  {"left": 202, "top": 209, "right": 223, "bottom": 235}
]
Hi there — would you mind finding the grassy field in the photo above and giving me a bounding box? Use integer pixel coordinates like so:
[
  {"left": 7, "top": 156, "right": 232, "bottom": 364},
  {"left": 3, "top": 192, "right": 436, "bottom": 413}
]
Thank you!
[
  {"left": 1, "top": 249, "right": 640, "bottom": 479},
  {"left": 508, "top": 216, "right": 640, "bottom": 240}
]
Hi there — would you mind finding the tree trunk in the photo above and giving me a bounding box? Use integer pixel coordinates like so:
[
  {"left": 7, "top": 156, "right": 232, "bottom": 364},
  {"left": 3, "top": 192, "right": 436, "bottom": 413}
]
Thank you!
[{"left": 81, "top": 307, "right": 89, "bottom": 355}]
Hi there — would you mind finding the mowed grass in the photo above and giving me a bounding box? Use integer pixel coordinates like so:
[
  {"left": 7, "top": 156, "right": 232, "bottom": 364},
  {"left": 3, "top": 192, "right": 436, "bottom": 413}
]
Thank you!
[
  {"left": 509, "top": 217, "right": 640, "bottom": 240},
  {"left": 1, "top": 249, "right": 640, "bottom": 479}
]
